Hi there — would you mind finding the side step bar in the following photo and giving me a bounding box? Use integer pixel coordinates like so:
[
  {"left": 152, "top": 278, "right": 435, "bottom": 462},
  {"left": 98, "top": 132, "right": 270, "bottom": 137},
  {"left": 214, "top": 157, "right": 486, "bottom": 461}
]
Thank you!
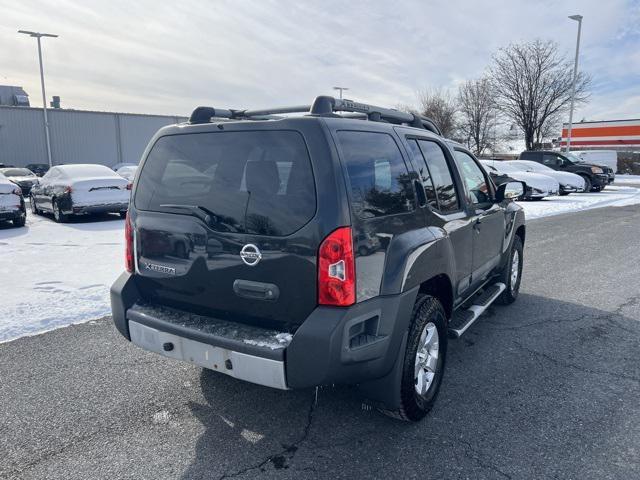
[{"left": 447, "top": 283, "right": 506, "bottom": 338}]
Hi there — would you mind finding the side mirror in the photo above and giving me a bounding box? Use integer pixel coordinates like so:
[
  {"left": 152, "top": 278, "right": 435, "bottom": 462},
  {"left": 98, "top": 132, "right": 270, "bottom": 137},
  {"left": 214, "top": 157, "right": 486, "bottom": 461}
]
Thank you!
[{"left": 496, "top": 181, "right": 525, "bottom": 202}]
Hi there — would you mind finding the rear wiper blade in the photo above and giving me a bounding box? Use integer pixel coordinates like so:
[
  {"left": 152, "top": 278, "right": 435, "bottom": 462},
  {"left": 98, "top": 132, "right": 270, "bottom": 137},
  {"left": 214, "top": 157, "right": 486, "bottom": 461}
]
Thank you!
[{"left": 159, "top": 204, "right": 218, "bottom": 225}]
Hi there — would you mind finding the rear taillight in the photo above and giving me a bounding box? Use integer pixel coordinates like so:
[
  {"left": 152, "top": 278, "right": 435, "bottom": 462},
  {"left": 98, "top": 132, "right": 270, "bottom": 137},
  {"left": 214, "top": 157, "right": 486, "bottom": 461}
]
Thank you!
[
  {"left": 126, "top": 183, "right": 132, "bottom": 191},
  {"left": 318, "top": 226, "right": 355, "bottom": 306},
  {"left": 125, "top": 212, "right": 134, "bottom": 273},
  {"left": 12, "top": 187, "right": 22, "bottom": 196},
  {"left": 63, "top": 186, "right": 72, "bottom": 194}
]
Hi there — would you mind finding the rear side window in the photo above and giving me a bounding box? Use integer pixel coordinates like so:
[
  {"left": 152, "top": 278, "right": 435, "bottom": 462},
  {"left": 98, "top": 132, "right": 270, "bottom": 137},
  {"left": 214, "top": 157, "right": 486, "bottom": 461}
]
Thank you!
[
  {"left": 135, "top": 131, "right": 316, "bottom": 236},
  {"left": 406, "top": 140, "right": 437, "bottom": 209},
  {"left": 336, "top": 131, "right": 415, "bottom": 218},
  {"left": 416, "top": 140, "right": 459, "bottom": 213}
]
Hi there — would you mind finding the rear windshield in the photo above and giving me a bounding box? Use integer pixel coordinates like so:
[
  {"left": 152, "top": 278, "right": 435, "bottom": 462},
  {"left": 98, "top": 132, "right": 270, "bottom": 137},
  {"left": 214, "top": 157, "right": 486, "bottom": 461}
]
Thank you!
[{"left": 135, "top": 130, "right": 316, "bottom": 236}]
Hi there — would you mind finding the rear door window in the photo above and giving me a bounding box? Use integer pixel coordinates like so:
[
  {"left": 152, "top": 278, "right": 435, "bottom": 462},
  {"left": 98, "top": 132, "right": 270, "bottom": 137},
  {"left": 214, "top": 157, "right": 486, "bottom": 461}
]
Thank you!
[
  {"left": 416, "top": 140, "right": 460, "bottom": 213},
  {"left": 335, "top": 131, "right": 415, "bottom": 218},
  {"left": 135, "top": 130, "right": 316, "bottom": 236}
]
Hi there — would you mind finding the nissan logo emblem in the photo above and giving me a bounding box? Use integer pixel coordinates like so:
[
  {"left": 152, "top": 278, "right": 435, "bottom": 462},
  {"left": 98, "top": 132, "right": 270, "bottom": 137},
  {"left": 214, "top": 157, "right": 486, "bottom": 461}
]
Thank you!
[{"left": 240, "top": 244, "right": 262, "bottom": 266}]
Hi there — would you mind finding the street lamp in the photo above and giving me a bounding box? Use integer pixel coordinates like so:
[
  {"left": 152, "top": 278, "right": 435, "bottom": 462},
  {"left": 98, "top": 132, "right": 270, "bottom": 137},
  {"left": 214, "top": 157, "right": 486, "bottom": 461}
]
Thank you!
[
  {"left": 18, "top": 30, "right": 58, "bottom": 167},
  {"left": 565, "top": 15, "right": 583, "bottom": 153},
  {"left": 333, "top": 86, "right": 349, "bottom": 99}
]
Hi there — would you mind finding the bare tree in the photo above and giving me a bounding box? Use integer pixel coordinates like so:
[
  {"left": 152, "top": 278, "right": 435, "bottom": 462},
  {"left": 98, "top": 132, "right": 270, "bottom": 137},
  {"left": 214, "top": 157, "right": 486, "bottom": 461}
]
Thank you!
[
  {"left": 489, "top": 39, "right": 590, "bottom": 150},
  {"left": 416, "top": 88, "right": 458, "bottom": 138},
  {"left": 457, "top": 78, "right": 498, "bottom": 156}
]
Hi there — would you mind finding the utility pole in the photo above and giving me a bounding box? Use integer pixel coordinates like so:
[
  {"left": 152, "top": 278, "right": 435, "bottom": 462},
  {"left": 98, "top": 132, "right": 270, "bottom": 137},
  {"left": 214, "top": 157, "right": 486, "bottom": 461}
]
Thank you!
[
  {"left": 333, "top": 86, "right": 349, "bottom": 99},
  {"left": 18, "top": 30, "right": 58, "bottom": 167},
  {"left": 565, "top": 15, "right": 583, "bottom": 153}
]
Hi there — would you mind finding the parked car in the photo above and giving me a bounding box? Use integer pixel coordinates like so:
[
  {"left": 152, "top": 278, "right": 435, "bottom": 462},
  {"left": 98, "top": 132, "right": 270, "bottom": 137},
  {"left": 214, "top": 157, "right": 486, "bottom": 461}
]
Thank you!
[
  {"left": 24, "top": 163, "right": 50, "bottom": 177},
  {"left": 111, "top": 96, "right": 526, "bottom": 422},
  {"left": 116, "top": 165, "right": 138, "bottom": 182},
  {"left": 0, "top": 167, "right": 39, "bottom": 195},
  {"left": 480, "top": 160, "right": 560, "bottom": 200},
  {"left": 519, "top": 150, "right": 609, "bottom": 191},
  {"left": 0, "top": 173, "right": 26, "bottom": 227},
  {"left": 570, "top": 150, "right": 618, "bottom": 174},
  {"left": 507, "top": 160, "right": 586, "bottom": 195},
  {"left": 565, "top": 151, "right": 616, "bottom": 183},
  {"left": 112, "top": 162, "right": 137, "bottom": 172},
  {"left": 30, "top": 164, "right": 131, "bottom": 223}
]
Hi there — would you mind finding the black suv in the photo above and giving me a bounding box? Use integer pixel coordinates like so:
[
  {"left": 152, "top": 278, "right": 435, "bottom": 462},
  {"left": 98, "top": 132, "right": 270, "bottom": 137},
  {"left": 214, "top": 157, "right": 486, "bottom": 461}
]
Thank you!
[
  {"left": 519, "top": 150, "right": 611, "bottom": 191},
  {"left": 111, "top": 96, "right": 526, "bottom": 421}
]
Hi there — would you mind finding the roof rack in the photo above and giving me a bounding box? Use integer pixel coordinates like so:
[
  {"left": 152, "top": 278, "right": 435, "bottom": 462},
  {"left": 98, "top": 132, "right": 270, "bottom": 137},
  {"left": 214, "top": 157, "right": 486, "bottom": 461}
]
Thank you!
[{"left": 188, "top": 96, "right": 442, "bottom": 136}]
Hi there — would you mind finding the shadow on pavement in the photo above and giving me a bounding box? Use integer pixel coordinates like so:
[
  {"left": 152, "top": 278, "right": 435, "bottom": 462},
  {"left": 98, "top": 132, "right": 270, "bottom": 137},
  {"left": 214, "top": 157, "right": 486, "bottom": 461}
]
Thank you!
[{"left": 181, "top": 293, "right": 640, "bottom": 479}]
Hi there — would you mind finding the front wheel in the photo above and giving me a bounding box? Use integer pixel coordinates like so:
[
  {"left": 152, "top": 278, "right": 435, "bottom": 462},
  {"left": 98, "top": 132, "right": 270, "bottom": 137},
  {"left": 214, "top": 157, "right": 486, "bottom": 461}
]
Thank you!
[
  {"left": 580, "top": 175, "right": 592, "bottom": 192},
  {"left": 496, "top": 235, "right": 523, "bottom": 305},
  {"left": 388, "top": 295, "right": 448, "bottom": 422},
  {"left": 30, "top": 196, "right": 39, "bottom": 215}
]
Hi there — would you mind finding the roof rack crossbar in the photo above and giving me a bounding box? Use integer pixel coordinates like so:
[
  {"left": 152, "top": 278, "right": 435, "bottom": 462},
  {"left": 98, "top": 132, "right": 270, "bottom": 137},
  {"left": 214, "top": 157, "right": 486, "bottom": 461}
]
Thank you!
[{"left": 188, "top": 96, "right": 442, "bottom": 135}]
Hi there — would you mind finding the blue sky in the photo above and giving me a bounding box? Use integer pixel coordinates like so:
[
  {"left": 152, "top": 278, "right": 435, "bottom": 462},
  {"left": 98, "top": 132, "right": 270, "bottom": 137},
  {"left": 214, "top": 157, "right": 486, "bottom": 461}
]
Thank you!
[{"left": 2, "top": 0, "right": 638, "bottom": 121}]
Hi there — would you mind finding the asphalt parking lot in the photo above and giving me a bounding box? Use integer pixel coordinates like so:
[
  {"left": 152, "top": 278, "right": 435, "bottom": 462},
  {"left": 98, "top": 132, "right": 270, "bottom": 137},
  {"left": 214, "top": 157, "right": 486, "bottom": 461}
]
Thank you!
[{"left": 1, "top": 204, "right": 639, "bottom": 480}]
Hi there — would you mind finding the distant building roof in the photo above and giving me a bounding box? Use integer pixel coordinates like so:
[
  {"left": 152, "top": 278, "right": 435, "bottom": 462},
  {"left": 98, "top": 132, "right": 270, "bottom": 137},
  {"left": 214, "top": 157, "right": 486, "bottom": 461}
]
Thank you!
[{"left": 0, "top": 86, "right": 29, "bottom": 107}]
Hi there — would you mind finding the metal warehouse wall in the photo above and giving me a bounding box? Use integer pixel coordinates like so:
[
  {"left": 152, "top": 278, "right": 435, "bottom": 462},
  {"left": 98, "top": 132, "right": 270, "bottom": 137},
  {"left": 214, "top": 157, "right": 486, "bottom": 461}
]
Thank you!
[{"left": 0, "top": 106, "right": 186, "bottom": 168}]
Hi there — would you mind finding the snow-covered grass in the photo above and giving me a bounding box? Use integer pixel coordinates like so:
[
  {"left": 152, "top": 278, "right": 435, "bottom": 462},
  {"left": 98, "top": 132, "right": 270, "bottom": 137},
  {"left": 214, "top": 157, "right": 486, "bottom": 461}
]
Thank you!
[
  {"left": 2, "top": 182, "right": 640, "bottom": 344},
  {"left": 0, "top": 210, "right": 124, "bottom": 343},
  {"left": 516, "top": 184, "right": 640, "bottom": 220},
  {"left": 613, "top": 175, "right": 640, "bottom": 185}
]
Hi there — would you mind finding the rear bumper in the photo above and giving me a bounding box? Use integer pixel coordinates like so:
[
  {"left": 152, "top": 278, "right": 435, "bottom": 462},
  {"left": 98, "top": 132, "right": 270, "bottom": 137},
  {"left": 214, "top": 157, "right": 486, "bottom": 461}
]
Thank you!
[
  {"left": 0, "top": 199, "right": 26, "bottom": 221},
  {"left": 67, "top": 202, "right": 128, "bottom": 215},
  {"left": 111, "top": 272, "right": 418, "bottom": 391}
]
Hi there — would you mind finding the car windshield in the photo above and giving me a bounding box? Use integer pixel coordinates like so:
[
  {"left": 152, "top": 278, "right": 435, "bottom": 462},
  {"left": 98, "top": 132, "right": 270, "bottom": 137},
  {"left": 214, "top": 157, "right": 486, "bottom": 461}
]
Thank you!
[
  {"left": 59, "top": 164, "right": 119, "bottom": 179},
  {"left": 0, "top": 168, "right": 35, "bottom": 177},
  {"left": 515, "top": 161, "right": 552, "bottom": 172},
  {"left": 564, "top": 152, "right": 582, "bottom": 163}
]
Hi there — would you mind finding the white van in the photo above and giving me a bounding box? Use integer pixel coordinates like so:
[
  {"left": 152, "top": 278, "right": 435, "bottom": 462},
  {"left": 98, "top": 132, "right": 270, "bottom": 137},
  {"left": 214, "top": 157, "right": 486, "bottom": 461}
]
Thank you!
[{"left": 571, "top": 150, "right": 618, "bottom": 173}]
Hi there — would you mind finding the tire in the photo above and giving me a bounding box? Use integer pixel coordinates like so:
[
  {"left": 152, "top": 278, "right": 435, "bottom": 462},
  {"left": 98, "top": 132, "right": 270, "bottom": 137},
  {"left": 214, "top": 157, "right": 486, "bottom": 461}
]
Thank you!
[
  {"left": 496, "top": 235, "right": 523, "bottom": 305},
  {"left": 358, "top": 246, "right": 369, "bottom": 256},
  {"left": 12, "top": 213, "right": 26, "bottom": 228},
  {"left": 580, "top": 175, "right": 592, "bottom": 193},
  {"left": 387, "top": 294, "right": 448, "bottom": 422},
  {"left": 52, "top": 199, "right": 67, "bottom": 223},
  {"left": 559, "top": 191, "right": 570, "bottom": 196},
  {"left": 30, "top": 195, "right": 39, "bottom": 215}
]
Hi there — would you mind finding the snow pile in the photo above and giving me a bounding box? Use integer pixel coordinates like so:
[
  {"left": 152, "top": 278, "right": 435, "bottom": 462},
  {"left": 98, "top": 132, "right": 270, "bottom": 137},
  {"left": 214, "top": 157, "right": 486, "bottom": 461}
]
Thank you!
[
  {"left": 0, "top": 212, "right": 124, "bottom": 343},
  {"left": 517, "top": 185, "right": 640, "bottom": 220}
]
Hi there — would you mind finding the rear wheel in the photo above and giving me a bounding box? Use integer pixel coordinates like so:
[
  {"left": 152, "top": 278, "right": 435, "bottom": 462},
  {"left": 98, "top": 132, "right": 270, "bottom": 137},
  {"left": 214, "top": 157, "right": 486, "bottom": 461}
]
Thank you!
[
  {"left": 496, "top": 235, "right": 523, "bottom": 305},
  {"left": 387, "top": 295, "right": 447, "bottom": 422},
  {"left": 52, "top": 199, "right": 67, "bottom": 223},
  {"left": 12, "top": 213, "right": 26, "bottom": 228}
]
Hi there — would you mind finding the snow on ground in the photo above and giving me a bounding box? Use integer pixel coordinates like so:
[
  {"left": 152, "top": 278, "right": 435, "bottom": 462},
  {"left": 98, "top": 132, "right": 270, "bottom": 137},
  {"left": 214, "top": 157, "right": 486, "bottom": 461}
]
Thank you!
[
  {"left": 2, "top": 180, "right": 640, "bottom": 343},
  {"left": 0, "top": 210, "right": 124, "bottom": 343},
  {"left": 516, "top": 184, "right": 640, "bottom": 220},
  {"left": 613, "top": 175, "right": 640, "bottom": 185}
]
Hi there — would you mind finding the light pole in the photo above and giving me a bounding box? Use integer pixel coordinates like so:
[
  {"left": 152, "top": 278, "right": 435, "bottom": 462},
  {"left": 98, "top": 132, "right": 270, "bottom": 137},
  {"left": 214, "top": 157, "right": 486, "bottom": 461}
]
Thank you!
[
  {"left": 565, "top": 15, "right": 582, "bottom": 153},
  {"left": 18, "top": 30, "right": 58, "bottom": 167},
  {"left": 333, "top": 86, "right": 349, "bottom": 99}
]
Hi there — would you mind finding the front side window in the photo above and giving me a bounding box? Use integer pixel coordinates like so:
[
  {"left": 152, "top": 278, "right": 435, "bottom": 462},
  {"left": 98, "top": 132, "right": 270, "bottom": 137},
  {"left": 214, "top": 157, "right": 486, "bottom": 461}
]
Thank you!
[
  {"left": 543, "top": 154, "right": 562, "bottom": 167},
  {"left": 417, "top": 140, "right": 459, "bottom": 213},
  {"left": 454, "top": 150, "right": 492, "bottom": 205},
  {"left": 336, "top": 131, "right": 415, "bottom": 218}
]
